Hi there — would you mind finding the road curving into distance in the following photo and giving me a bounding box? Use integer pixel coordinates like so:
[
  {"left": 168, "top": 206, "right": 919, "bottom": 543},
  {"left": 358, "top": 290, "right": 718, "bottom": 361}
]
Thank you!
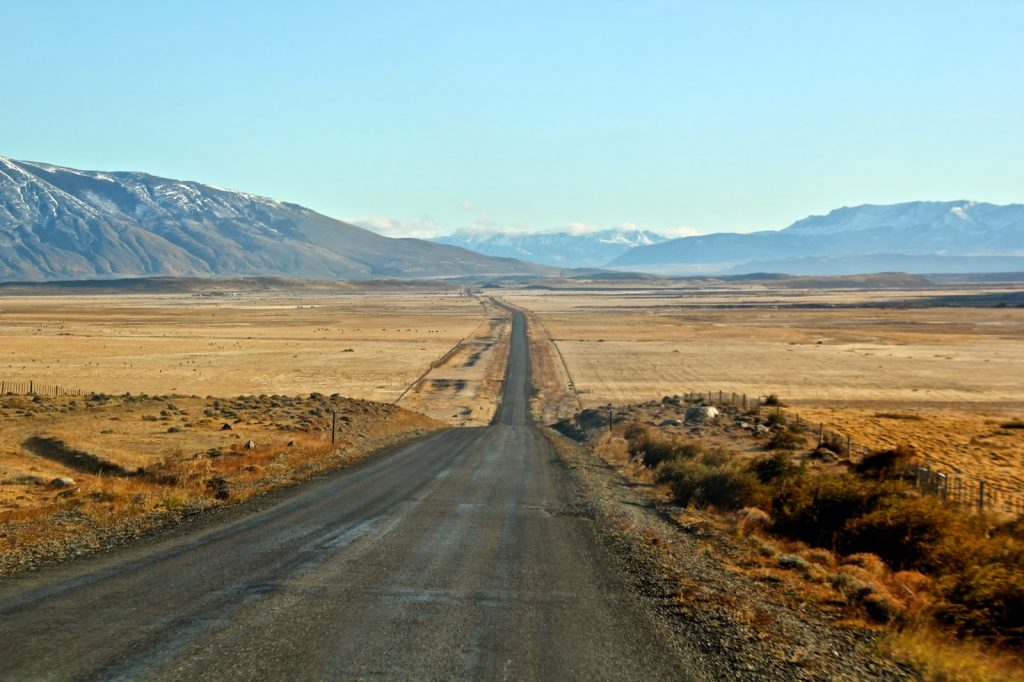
[{"left": 0, "top": 306, "right": 697, "bottom": 680}]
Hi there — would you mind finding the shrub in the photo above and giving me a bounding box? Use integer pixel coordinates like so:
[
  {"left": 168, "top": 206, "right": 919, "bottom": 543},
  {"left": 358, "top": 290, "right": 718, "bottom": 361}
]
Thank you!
[
  {"left": 747, "top": 452, "right": 800, "bottom": 484},
  {"left": 767, "top": 426, "right": 807, "bottom": 451},
  {"left": 771, "top": 475, "right": 899, "bottom": 548},
  {"left": 764, "top": 411, "right": 787, "bottom": 428},
  {"left": 854, "top": 445, "right": 916, "bottom": 480},
  {"left": 657, "top": 460, "right": 767, "bottom": 511},
  {"left": 838, "top": 496, "right": 958, "bottom": 570},
  {"left": 625, "top": 427, "right": 704, "bottom": 468},
  {"left": 938, "top": 560, "right": 1024, "bottom": 642},
  {"left": 777, "top": 554, "right": 810, "bottom": 572},
  {"left": 764, "top": 394, "right": 781, "bottom": 406}
]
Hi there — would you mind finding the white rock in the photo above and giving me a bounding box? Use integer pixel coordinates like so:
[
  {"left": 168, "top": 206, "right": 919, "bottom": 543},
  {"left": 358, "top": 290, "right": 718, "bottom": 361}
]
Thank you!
[{"left": 684, "top": 406, "right": 719, "bottom": 424}]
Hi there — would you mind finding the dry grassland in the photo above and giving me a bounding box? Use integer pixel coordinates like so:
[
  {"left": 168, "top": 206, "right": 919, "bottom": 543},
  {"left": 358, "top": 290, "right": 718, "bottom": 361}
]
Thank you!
[
  {"left": 0, "top": 291, "right": 484, "bottom": 402},
  {"left": 0, "top": 392, "right": 441, "bottom": 573},
  {"left": 508, "top": 284, "right": 1024, "bottom": 487},
  {"left": 0, "top": 287, "right": 499, "bottom": 572}
]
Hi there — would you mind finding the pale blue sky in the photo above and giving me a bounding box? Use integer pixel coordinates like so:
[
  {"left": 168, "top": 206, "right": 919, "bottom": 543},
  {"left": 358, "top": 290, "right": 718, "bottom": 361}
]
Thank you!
[{"left": 2, "top": 1, "right": 1021, "bottom": 236}]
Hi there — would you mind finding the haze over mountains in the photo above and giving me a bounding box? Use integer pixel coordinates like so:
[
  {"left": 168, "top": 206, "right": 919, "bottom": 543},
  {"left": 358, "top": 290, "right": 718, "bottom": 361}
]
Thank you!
[
  {"left": 432, "top": 229, "right": 665, "bottom": 268},
  {"left": 609, "top": 201, "right": 1024, "bottom": 275},
  {"left": 0, "top": 157, "right": 554, "bottom": 282}
]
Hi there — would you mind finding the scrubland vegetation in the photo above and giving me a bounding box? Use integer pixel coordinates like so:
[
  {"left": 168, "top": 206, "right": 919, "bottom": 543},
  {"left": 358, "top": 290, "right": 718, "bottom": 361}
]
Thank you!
[
  {"left": 621, "top": 418, "right": 1024, "bottom": 674},
  {"left": 0, "top": 391, "right": 440, "bottom": 573}
]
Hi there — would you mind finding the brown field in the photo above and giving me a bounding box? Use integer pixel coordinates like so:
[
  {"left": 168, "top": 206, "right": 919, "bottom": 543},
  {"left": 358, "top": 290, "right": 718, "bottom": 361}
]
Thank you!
[
  {"left": 0, "top": 291, "right": 484, "bottom": 402},
  {"left": 0, "top": 391, "right": 441, "bottom": 573},
  {"left": 0, "top": 286, "right": 504, "bottom": 570},
  {"left": 507, "top": 283, "right": 1024, "bottom": 489}
]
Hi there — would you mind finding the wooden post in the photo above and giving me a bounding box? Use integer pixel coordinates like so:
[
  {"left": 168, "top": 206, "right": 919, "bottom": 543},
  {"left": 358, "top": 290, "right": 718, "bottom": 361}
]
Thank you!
[
  {"left": 978, "top": 480, "right": 986, "bottom": 513},
  {"left": 742, "top": 394, "right": 747, "bottom": 409},
  {"left": 608, "top": 407, "right": 613, "bottom": 433},
  {"left": 29, "top": 381, "right": 33, "bottom": 394},
  {"left": 331, "top": 411, "right": 337, "bottom": 445},
  {"left": 718, "top": 390, "right": 723, "bottom": 403}
]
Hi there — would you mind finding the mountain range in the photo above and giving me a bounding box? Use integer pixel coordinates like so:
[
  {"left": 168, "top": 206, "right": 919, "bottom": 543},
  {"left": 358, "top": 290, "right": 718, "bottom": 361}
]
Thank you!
[
  {"left": 431, "top": 229, "right": 666, "bottom": 268},
  {"left": 0, "top": 157, "right": 554, "bottom": 282},
  {"left": 608, "top": 201, "right": 1024, "bottom": 275}
]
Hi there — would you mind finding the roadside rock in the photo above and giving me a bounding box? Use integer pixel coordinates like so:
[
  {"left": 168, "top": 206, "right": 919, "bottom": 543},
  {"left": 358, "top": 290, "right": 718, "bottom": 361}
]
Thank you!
[
  {"left": 50, "top": 477, "right": 75, "bottom": 489},
  {"left": 684, "top": 405, "right": 719, "bottom": 424}
]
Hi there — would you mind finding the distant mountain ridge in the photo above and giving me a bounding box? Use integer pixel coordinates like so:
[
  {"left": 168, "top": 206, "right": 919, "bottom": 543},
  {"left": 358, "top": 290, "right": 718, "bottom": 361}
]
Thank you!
[
  {"left": 432, "top": 229, "right": 666, "bottom": 268},
  {"left": 609, "top": 201, "right": 1024, "bottom": 275},
  {"left": 0, "top": 156, "right": 555, "bottom": 282}
]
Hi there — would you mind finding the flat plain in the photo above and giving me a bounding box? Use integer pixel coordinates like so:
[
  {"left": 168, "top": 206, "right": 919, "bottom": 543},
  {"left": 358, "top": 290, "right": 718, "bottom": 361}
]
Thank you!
[
  {"left": 506, "top": 281, "right": 1024, "bottom": 488},
  {"left": 0, "top": 289, "right": 483, "bottom": 402}
]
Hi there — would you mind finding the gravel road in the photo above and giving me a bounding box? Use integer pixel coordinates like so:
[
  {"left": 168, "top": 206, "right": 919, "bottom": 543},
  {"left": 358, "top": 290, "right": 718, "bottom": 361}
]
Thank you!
[{"left": 0, "top": 309, "right": 707, "bottom": 680}]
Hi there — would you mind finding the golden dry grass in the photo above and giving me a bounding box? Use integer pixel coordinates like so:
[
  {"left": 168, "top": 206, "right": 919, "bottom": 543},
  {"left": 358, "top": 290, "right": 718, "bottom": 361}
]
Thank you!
[
  {"left": 508, "top": 289, "right": 1024, "bottom": 408},
  {"left": 0, "top": 392, "right": 442, "bottom": 571},
  {"left": 508, "top": 284, "right": 1024, "bottom": 488},
  {"left": 0, "top": 291, "right": 484, "bottom": 402}
]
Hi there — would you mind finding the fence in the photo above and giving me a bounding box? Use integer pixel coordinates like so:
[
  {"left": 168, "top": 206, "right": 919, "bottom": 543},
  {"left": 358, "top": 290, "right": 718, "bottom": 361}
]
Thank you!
[
  {"left": 0, "top": 379, "right": 86, "bottom": 397},
  {"left": 682, "top": 389, "right": 1024, "bottom": 517}
]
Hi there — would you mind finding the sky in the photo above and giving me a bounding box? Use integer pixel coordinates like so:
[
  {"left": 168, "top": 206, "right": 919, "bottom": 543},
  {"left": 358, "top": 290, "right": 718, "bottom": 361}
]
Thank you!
[{"left": 1, "top": 1, "right": 1022, "bottom": 238}]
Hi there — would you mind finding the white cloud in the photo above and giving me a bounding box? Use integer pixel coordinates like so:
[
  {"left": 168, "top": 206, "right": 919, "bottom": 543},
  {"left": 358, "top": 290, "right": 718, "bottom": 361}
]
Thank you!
[
  {"left": 353, "top": 210, "right": 710, "bottom": 240},
  {"left": 656, "top": 224, "right": 702, "bottom": 238},
  {"left": 352, "top": 215, "right": 441, "bottom": 239}
]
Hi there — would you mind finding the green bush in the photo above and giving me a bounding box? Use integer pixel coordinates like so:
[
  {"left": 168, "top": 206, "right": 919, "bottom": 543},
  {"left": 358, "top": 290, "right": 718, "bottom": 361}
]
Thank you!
[
  {"left": 747, "top": 452, "right": 801, "bottom": 484},
  {"left": 657, "top": 460, "right": 766, "bottom": 511},
  {"left": 625, "top": 427, "right": 704, "bottom": 468},
  {"left": 767, "top": 426, "right": 807, "bottom": 451}
]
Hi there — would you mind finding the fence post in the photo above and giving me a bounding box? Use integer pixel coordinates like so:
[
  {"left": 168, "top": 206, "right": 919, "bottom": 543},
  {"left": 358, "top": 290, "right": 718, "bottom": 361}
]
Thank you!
[
  {"left": 29, "top": 381, "right": 33, "bottom": 394},
  {"left": 818, "top": 423, "right": 824, "bottom": 446},
  {"left": 331, "top": 411, "right": 337, "bottom": 445},
  {"left": 978, "top": 480, "right": 986, "bottom": 513}
]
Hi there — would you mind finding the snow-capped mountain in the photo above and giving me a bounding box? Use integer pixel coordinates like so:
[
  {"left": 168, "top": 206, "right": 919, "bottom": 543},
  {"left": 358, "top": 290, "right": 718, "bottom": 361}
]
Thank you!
[
  {"left": 432, "top": 229, "right": 666, "bottom": 268},
  {"left": 608, "top": 201, "right": 1024, "bottom": 275},
  {"left": 0, "top": 156, "right": 554, "bottom": 282}
]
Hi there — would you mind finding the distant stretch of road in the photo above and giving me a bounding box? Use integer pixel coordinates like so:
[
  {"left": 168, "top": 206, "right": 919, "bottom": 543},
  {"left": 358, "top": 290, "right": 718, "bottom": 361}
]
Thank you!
[{"left": 0, "top": 307, "right": 693, "bottom": 680}]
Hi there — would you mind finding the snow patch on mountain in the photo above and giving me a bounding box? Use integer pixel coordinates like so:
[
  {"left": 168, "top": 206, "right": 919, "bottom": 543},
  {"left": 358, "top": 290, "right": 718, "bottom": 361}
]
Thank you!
[{"left": 432, "top": 228, "right": 667, "bottom": 268}]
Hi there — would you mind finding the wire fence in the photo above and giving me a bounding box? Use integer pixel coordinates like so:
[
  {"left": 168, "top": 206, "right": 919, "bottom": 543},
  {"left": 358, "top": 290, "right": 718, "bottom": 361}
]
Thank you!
[
  {"left": 1, "top": 379, "right": 86, "bottom": 398},
  {"left": 682, "top": 389, "right": 1024, "bottom": 518}
]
